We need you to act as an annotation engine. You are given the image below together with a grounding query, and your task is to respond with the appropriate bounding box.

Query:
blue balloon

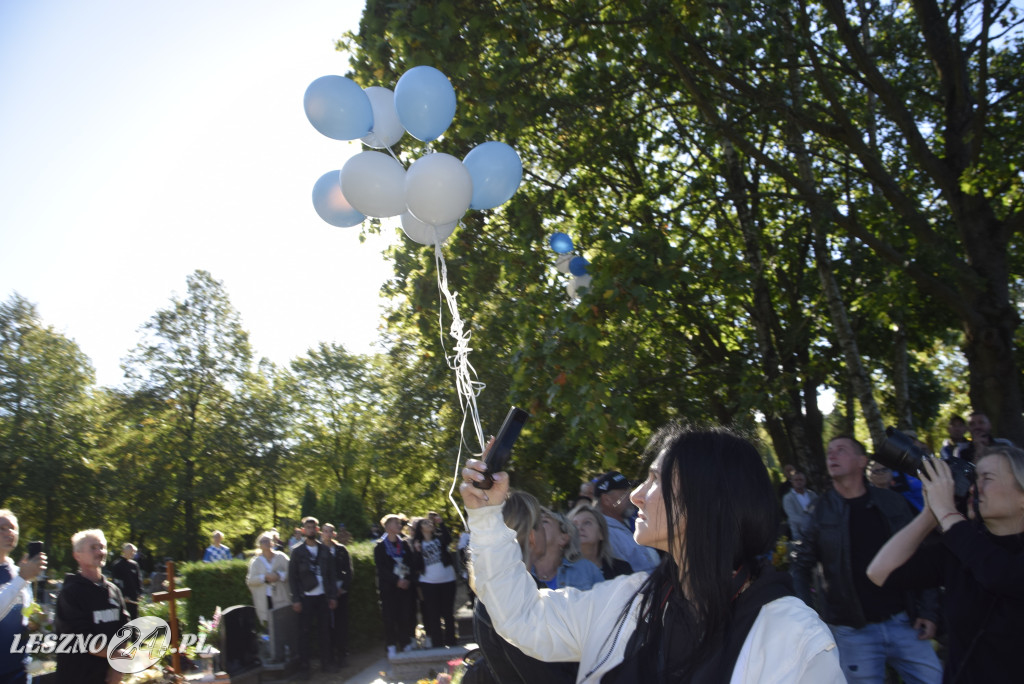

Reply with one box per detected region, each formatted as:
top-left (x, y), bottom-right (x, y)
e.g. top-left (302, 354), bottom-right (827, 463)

top-left (550, 232), bottom-right (574, 253)
top-left (304, 76), bottom-right (373, 141)
top-left (463, 141), bottom-right (523, 210)
top-left (394, 66), bottom-right (456, 142)
top-left (312, 170), bottom-right (365, 227)
top-left (569, 256), bottom-right (589, 276)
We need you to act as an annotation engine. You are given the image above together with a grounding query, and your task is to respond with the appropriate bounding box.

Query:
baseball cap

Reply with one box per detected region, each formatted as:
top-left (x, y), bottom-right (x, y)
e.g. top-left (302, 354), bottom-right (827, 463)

top-left (594, 471), bottom-right (632, 496)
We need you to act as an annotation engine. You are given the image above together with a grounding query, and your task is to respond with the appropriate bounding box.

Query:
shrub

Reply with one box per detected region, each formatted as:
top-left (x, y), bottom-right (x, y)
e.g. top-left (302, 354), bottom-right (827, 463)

top-left (347, 540), bottom-right (383, 650)
top-left (178, 559), bottom-right (250, 633)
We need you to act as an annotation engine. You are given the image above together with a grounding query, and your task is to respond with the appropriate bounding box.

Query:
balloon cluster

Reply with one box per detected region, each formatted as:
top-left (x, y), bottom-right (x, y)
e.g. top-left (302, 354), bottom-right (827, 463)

top-left (305, 66), bottom-right (523, 246)
top-left (549, 232), bottom-right (592, 297)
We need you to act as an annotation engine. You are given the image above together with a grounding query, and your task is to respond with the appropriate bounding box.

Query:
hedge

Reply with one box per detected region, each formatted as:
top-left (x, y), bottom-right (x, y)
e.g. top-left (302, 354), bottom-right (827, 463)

top-left (346, 540), bottom-right (383, 650)
top-left (178, 559), bottom-right (251, 633)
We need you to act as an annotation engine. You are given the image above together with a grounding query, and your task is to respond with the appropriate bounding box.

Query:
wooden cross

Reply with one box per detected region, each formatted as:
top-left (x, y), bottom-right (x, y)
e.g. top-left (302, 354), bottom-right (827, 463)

top-left (151, 560), bottom-right (192, 676)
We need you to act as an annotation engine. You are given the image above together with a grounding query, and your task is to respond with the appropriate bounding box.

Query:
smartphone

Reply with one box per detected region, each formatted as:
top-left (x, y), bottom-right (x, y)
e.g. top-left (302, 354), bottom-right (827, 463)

top-left (27, 540), bottom-right (43, 558)
top-left (473, 406), bottom-right (530, 490)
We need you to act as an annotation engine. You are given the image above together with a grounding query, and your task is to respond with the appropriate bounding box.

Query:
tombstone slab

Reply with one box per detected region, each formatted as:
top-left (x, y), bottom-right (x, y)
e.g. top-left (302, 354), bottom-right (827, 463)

top-left (219, 605), bottom-right (262, 679)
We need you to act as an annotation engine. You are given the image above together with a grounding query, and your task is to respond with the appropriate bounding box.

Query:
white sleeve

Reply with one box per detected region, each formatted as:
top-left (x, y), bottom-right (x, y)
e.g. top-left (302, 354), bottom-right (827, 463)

top-left (0, 573), bottom-right (29, 622)
top-left (470, 505), bottom-right (638, 662)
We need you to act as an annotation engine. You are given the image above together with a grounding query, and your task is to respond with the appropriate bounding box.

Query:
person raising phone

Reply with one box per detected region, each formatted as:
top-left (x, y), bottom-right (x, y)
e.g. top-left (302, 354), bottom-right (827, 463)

top-left (867, 447), bottom-right (1024, 683)
top-left (461, 423), bottom-right (842, 682)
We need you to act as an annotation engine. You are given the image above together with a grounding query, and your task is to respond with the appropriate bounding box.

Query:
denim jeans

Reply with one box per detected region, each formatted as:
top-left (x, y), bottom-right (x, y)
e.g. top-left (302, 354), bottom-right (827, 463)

top-left (829, 611), bottom-right (942, 683)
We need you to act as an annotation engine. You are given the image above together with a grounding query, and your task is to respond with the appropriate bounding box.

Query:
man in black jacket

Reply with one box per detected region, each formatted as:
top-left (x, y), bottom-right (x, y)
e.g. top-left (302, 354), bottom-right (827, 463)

top-left (792, 436), bottom-right (942, 683)
top-left (108, 543), bottom-right (142, 620)
top-left (55, 529), bottom-right (129, 684)
top-left (320, 523), bottom-right (352, 666)
top-left (288, 517), bottom-right (338, 679)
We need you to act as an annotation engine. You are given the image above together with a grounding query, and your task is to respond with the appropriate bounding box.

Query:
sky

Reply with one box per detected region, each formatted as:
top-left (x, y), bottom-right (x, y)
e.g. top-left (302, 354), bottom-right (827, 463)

top-left (0, 0), bottom-right (401, 387)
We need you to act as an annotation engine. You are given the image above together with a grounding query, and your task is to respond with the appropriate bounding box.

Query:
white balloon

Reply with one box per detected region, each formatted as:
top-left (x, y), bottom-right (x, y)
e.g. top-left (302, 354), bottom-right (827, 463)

top-left (400, 212), bottom-right (457, 246)
top-left (340, 151), bottom-right (407, 218)
top-left (567, 274), bottom-right (593, 298)
top-left (405, 153), bottom-right (473, 226)
top-left (361, 87), bottom-right (404, 149)
top-left (555, 253), bottom-right (574, 273)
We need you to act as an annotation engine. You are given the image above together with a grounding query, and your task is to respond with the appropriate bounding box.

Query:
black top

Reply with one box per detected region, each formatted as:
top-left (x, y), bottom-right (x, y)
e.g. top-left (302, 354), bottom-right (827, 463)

top-left (600, 557), bottom-right (634, 581)
top-left (109, 557), bottom-right (142, 601)
top-left (847, 494), bottom-right (905, 622)
top-left (55, 573), bottom-right (129, 684)
top-left (886, 521), bottom-right (1024, 683)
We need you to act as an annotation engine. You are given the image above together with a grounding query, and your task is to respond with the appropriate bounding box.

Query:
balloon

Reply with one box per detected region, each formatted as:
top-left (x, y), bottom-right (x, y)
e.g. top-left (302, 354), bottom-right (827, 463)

top-left (312, 170), bottom-right (365, 227)
top-left (303, 76), bottom-right (373, 141)
top-left (400, 212), bottom-right (458, 246)
top-left (394, 66), bottom-right (457, 142)
top-left (360, 87), bottom-right (404, 149)
top-left (340, 151), bottom-right (407, 218)
top-left (463, 141), bottom-right (522, 210)
top-left (550, 232), bottom-right (574, 253)
top-left (405, 153), bottom-right (473, 226)
top-left (555, 253), bottom-right (574, 274)
top-left (569, 256), bottom-right (589, 276)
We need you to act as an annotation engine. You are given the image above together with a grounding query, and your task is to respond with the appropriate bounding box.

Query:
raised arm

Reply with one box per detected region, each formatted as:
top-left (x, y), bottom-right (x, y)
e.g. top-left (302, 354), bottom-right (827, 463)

top-left (866, 508), bottom-right (935, 586)
top-left (461, 458), bottom-right (644, 664)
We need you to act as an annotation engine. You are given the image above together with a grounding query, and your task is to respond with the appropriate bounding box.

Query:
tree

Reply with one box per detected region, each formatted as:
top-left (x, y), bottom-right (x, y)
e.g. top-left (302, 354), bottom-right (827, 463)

top-left (0, 293), bottom-right (98, 554)
top-left (343, 0), bottom-right (1024, 480)
top-left (123, 270), bottom-right (253, 559)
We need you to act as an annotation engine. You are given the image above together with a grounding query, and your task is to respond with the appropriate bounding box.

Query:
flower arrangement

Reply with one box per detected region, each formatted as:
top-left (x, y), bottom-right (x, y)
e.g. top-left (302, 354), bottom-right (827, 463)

top-left (772, 536), bottom-right (790, 570)
top-left (197, 606), bottom-right (223, 645)
top-left (415, 657), bottom-right (466, 684)
top-left (22, 601), bottom-right (57, 675)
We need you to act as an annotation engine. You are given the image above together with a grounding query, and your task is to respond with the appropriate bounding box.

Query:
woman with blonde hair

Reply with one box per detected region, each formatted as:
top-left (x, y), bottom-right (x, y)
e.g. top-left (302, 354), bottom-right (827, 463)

top-left (868, 446), bottom-right (1024, 682)
top-left (246, 531), bottom-right (290, 624)
top-left (531, 508), bottom-right (603, 591)
top-left (569, 503), bottom-right (634, 580)
top-left (473, 491), bottom-right (576, 683)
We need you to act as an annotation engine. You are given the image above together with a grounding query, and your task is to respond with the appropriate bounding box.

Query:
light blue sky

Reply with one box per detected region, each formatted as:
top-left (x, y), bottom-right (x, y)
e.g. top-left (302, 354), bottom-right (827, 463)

top-left (0, 0), bottom-right (402, 387)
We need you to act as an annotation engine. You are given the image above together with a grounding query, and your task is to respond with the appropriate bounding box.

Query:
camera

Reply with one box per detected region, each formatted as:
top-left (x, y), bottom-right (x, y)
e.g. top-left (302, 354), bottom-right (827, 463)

top-left (875, 426), bottom-right (976, 513)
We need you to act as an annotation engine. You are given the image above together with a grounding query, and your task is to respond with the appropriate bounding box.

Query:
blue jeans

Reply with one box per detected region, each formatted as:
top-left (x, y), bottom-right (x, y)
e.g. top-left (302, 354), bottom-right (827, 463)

top-left (829, 612), bottom-right (942, 683)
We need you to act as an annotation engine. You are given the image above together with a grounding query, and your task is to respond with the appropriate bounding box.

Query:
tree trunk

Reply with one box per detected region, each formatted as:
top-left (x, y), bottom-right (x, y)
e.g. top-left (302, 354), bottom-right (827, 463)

top-left (892, 317), bottom-right (913, 430)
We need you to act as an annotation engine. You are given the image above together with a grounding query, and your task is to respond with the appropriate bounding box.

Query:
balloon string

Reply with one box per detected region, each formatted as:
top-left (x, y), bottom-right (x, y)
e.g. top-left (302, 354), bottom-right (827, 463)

top-left (430, 225), bottom-right (487, 531)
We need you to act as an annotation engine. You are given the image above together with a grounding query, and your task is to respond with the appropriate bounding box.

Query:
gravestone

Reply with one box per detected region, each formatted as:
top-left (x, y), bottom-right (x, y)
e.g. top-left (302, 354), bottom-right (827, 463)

top-left (267, 604), bottom-right (300, 664)
top-left (218, 605), bottom-right (261, 682)
top-left (148, 571), bottom-right (166, 593)
top-left (260, 604), bottom-right (302, 683)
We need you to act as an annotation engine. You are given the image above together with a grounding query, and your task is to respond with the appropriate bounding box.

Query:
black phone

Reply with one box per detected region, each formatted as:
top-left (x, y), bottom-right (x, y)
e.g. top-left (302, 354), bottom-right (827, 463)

top-left (27, 540), bottom-right (43, 558)
top-left (473, 406), bottom-right (530, 490)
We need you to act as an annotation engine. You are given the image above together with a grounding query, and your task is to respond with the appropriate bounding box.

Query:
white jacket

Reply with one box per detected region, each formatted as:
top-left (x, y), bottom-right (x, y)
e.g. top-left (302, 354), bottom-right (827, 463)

top-left (246, 551), bottom-right (291, 624)
top-left (470, 505), bottom-right (843, 683)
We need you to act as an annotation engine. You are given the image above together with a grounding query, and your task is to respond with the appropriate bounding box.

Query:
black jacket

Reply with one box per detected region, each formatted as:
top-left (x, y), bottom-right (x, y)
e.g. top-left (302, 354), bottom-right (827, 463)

top-left (325, 540), bottom-right (353, 594)
top-left (374, 536), bottom-right (417, 594)
top-left (288, 540), bottom-right (338, 603)
top-left (792, 483), bottom-right (940, 627)
top-left (109, 557), bottom-right (142, 601)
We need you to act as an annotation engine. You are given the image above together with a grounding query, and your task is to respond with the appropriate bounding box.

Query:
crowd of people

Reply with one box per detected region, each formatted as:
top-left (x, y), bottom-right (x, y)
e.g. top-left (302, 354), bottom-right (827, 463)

top-left (458, 412), bottom-right (1023, 683)
top-left (2, 409), bottom-right (1022, 683)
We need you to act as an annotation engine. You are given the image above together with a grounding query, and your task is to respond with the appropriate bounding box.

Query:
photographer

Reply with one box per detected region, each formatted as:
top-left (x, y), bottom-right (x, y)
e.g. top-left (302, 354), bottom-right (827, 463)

top-left (867, 447), bottom-right (1024, 683)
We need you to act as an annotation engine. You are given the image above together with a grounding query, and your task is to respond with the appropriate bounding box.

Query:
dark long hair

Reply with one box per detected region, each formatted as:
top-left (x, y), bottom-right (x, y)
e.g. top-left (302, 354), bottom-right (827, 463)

top-left (630, 423), bottom-right (779, 674)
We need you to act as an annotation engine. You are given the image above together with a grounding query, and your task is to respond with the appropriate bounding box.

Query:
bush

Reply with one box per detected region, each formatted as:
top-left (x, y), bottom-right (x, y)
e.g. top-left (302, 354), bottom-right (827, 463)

top-left (347, 540), bottom-right (383, 650)
top-left (178, 559), bottom-right (250, 633)
top-left (153, 547), bottom-right (384, 651)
